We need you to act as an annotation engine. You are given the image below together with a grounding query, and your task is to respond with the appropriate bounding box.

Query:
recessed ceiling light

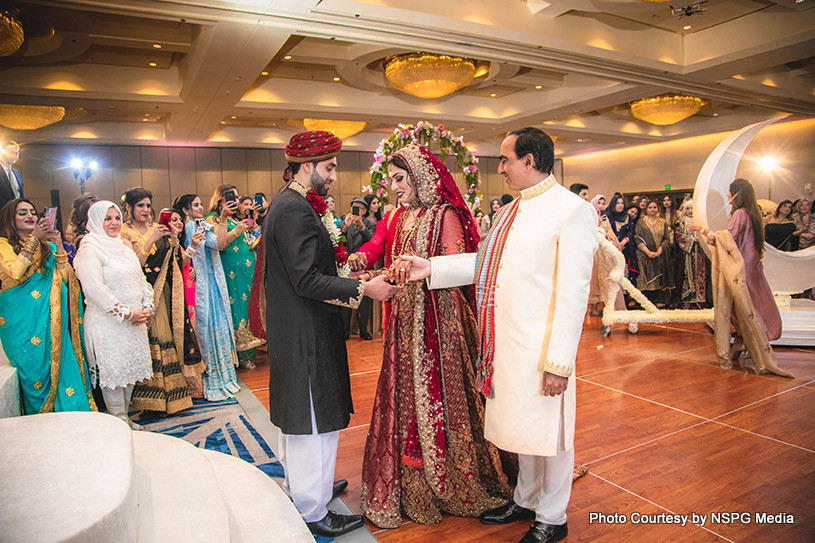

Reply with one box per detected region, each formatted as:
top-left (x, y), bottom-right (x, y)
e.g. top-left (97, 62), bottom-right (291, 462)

top-left (683, 25), bottom-right (691, 30)
top-left (284, 55), bottom-right (292, 60)
top-left (148, 62), bottom-right (157, 67)
top-left (231, 115), bottom-right (237, 119)
top-left (261, 71), bottom-right (269, 76)
top-left (220, 121), bottom-right (226, 124)
top-left (794, 0), bottom-right (803, 3)
top-left (153, 44), bottom-right (162, 49)
top-left (713, 113), bottom-right (719, 116)
top-left (577, 139), bottom-right (584, 142)
top-left (535, 85), bottom-right (542, 89)
top-left (144, 113), bottom-right (150, 116)
top-left (142, 118), bottom-right (149, 122)
top-left (490, 93), bottom-right (496, 97)
top-left (333, 77), bottom-right (340, 81)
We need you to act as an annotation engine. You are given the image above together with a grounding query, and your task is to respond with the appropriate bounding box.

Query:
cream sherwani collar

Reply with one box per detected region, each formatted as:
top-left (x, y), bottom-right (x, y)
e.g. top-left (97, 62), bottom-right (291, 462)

top-left (520, 174), bottom-right (557, 200)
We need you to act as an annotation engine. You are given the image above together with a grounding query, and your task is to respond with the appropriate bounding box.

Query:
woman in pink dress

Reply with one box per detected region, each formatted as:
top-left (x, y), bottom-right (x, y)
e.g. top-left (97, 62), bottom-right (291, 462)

top-left (690, 178), bottom-right (781, 343)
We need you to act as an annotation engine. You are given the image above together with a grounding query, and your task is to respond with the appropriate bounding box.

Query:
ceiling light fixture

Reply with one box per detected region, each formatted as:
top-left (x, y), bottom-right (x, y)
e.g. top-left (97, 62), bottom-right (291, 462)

top-left (535, 85), bottom-right (542, 89)
top-left (490, 93), bottom-right (496, 97)
top-left (473, 63), bottom-right (490, 78)
top-left (153, 44), bottom-right (162, 49)
top-left (148, 62), bottom-right (157, 67)
top-left (302, 119), bottom-right (366, 139)
top-left (333, 77), bottom-right (340, 81)
top-left (261, 71), bottom-right (269, 76)
top-left (0, 104), bottom-right (66, 130)
top-left (384, 52), bottom-right (476, 99)
top-left (630, 94), bottom-right (703, 125)
top-left (283, 55), bottom-right (292, 60)
top-left (683, 25), bottom-right (692, 30)
top-left (0, 9), bottom-right (24, 57)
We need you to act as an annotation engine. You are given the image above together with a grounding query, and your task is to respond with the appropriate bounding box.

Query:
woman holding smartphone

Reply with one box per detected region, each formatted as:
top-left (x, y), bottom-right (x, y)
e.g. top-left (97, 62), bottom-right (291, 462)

top-left (176, 193), bottom-right (240, 400)
top-left (120, 188), bottom-right (205, 414)
top-left (0, 198), bottom-right (96, 414)
top-left (206, 185), bottom-right (265, 370)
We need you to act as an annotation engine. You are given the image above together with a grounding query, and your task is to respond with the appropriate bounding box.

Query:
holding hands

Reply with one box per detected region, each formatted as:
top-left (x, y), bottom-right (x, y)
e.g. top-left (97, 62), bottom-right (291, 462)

top-left (392, 255), bottom-right (431, 282)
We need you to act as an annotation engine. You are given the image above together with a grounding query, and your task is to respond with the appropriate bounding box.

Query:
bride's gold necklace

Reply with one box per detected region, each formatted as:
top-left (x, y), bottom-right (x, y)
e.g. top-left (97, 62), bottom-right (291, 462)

top-left (393, 207), bottom-right (422, 260)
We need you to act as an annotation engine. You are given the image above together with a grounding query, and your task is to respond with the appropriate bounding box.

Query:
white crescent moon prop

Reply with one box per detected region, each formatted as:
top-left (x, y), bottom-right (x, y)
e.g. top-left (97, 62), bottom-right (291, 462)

top-left (694, 117), bottom-right (815, 294)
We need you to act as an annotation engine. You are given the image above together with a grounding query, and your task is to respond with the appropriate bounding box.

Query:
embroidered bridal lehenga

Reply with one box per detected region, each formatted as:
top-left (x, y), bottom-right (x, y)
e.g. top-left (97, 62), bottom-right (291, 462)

top-left (360, 144), bottom-right (512, 528)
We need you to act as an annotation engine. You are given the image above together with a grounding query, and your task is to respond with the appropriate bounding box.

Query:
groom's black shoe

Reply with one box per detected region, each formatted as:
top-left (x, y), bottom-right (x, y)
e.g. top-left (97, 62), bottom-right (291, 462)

top-left (479, 502), bottom-right (536, 525)
top-left (306, 511), bottom-right (364, 537)
top-left (519, 521), bottom-right (568, 543)
top-left (332, 479), bottom-right (348, 500)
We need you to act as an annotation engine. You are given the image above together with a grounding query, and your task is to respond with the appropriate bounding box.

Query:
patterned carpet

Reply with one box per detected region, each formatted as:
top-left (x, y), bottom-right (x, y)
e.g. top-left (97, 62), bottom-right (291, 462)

top-left (136, 398), bottom-right (284, 479)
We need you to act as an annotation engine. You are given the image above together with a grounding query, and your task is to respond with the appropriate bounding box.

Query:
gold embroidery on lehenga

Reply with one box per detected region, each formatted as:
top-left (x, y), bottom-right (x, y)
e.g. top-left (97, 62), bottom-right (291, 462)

top-left (362, 202), bottom-right (511, 529)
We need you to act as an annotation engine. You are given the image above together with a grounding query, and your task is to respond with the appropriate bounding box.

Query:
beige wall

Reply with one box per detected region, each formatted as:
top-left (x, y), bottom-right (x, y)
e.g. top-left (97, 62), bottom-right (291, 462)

top-left (22, 118), bottom-right (809, 227)
top-left (16, 144), bottom-right (530, 225)
top-left (562, 118), bottom-right (815, 204)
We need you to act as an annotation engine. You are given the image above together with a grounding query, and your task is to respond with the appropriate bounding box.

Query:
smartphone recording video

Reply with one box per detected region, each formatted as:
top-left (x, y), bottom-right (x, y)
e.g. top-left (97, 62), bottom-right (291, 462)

top-left (158, 210), bottom-right (172, 228)
top-left (44, 207), bottom-right (58, 230)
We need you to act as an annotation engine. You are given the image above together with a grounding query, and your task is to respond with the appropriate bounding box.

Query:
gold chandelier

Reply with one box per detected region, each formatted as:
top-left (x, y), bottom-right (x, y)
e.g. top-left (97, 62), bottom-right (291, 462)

top-left (384, 52), bottom-right (476, 99)
top-left (0, 104), bottom-right (66, 130)
top-left (630, 94), bottom-right (703, 125)
top-left (0, 9), bottom-right (23, 57)
top-left (302, 119), bottom-right (367, 140)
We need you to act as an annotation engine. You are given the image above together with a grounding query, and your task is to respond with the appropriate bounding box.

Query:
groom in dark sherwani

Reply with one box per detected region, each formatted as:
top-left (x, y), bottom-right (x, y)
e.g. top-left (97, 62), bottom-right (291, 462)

top-left (263, 130), bottom-right (398, 537)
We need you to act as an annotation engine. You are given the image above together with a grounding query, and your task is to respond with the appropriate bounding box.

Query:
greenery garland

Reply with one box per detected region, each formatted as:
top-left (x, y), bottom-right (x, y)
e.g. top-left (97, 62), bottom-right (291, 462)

top-left (365, 121), bottom-right (482, 206)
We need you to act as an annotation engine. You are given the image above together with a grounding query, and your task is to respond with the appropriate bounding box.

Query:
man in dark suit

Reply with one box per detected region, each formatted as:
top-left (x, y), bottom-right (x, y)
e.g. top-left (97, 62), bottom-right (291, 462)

top-left (0, 141), bottom-right (23, 211)
top-left (263, 131), bottom-right (398, 537)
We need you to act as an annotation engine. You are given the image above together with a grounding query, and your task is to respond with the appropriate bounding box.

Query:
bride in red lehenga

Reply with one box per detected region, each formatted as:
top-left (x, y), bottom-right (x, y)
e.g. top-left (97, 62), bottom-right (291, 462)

top-left (359, 144), bottom-right (512, 528)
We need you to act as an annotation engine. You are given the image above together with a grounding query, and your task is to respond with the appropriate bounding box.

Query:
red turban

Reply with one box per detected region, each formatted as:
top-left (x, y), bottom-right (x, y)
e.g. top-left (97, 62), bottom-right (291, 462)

top-left (285, 131), bottom-right (342, 163)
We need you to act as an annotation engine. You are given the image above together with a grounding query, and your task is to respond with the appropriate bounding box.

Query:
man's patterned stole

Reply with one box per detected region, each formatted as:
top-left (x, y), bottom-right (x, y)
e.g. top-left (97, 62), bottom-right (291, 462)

top-left (474, 198), bottom-right (521, 398)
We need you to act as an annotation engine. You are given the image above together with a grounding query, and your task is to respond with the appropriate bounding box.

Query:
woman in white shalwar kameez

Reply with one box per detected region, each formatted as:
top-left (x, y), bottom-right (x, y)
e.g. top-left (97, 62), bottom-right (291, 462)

top-left (74, 201), bottom-right (154, 428)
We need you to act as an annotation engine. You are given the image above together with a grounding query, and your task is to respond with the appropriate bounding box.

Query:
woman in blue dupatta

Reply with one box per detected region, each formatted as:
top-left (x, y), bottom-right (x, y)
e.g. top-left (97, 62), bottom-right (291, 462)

top-left (0, 199), bottom-right (95, 414)
top-left (175, 193), bottom-right (240, 401)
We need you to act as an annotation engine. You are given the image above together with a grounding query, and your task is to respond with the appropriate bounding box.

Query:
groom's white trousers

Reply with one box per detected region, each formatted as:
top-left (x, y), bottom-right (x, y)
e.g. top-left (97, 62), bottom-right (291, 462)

top-left (274, 382), bottom-right (339, 523)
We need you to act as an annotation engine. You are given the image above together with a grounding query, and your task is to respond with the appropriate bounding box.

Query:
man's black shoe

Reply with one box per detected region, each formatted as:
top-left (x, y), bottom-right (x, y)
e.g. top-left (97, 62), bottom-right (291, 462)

top-left (519, 521), bottom-right (568, 543)
top-left (306, 511), bottom-right (364, 537)
top-left (332, 479), bottom-right (348, 500)
top-left (359, 332), bottom-right (373, 341)
top-left (479, 502), bottom-right (536, 525)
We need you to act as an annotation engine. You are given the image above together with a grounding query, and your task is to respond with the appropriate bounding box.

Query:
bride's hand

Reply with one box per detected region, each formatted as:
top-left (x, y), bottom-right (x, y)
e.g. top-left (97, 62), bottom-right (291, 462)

top-left (395, 255), bottom-right (431, 282)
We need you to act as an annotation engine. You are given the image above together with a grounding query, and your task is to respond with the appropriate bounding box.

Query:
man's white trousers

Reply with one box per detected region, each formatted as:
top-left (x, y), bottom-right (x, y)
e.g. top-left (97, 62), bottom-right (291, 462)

top-left (512, 421), bottom-right (574, 525)
top-left (274, 383), bottom-right (339, 523)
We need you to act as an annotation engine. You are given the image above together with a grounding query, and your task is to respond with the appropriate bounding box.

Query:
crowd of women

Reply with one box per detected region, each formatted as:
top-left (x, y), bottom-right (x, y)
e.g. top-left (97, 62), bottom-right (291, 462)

top-left (0, 185), bottom-right (269, 427)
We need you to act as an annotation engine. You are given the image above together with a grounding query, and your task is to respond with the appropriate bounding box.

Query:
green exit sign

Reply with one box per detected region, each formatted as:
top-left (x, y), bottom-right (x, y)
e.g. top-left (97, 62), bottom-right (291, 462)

top-left (664, 185), bottom-right (672, 191)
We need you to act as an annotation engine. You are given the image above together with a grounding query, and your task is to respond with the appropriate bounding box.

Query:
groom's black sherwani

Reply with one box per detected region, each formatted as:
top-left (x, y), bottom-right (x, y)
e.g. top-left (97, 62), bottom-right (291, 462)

top-left (264, 187), bottom-right (363, 435)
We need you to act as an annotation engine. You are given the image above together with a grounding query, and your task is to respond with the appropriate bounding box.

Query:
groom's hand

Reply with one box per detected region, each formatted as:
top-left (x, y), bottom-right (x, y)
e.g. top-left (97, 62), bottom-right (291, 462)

top-left (395, 255), bottom-right (431, 281)
top-left (362, 274), bottom-right (401, 301)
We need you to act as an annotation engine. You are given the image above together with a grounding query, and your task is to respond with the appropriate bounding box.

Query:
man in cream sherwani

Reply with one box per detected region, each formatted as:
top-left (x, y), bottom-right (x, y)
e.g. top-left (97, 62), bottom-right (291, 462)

top-left (401, 127), bottom-right (598, 543)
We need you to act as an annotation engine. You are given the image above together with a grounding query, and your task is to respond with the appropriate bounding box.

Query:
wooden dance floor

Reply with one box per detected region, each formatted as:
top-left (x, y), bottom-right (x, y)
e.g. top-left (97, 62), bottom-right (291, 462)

top-left (242, 318), bottom-right (815, 542)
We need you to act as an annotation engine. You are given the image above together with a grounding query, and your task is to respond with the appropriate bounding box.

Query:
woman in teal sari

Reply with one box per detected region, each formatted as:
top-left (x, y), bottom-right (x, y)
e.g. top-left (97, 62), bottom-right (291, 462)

top-left (205, 185), bottom-right (264, 369)
top-left (0, 199), bottom-right (96, 414)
